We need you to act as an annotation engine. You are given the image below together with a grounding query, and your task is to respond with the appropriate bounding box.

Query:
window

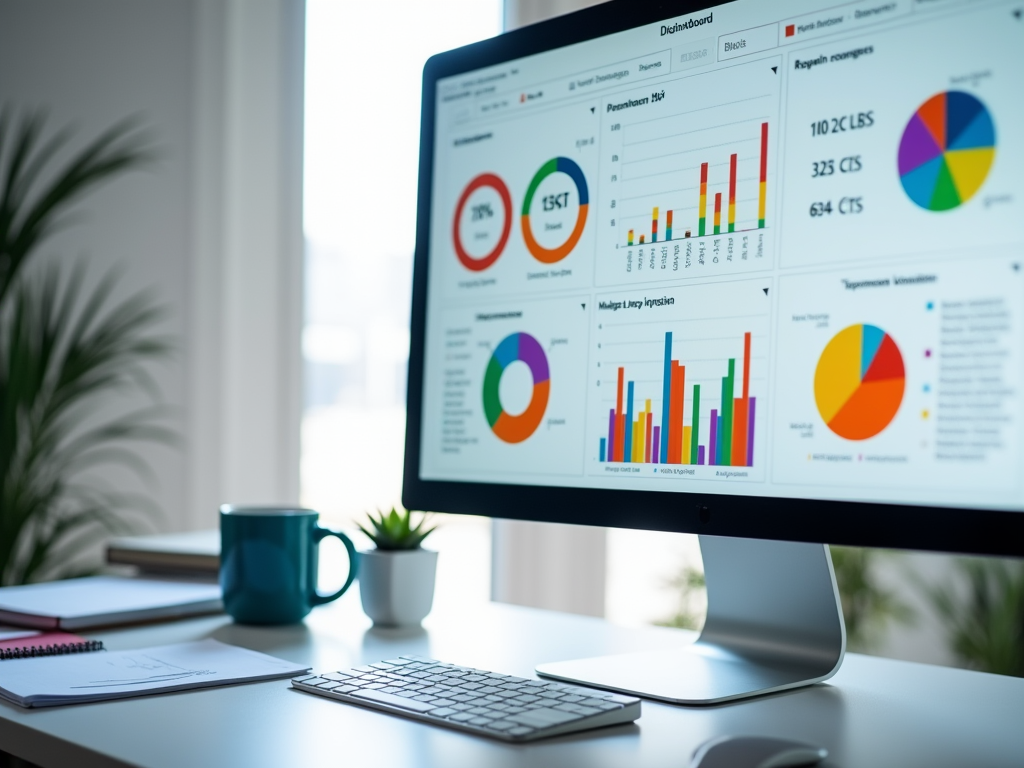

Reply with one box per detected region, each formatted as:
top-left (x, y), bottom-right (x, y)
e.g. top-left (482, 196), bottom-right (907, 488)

top-left (301, 0), bottom-right (501, 601)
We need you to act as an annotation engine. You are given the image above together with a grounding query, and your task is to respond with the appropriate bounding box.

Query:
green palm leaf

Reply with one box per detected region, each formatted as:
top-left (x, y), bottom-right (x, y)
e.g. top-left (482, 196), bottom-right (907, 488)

top-left (1, 108), bottom-right (172, 585)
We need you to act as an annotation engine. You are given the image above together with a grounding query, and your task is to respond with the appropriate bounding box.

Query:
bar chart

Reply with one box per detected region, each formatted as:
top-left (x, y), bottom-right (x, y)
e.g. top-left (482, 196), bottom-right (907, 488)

top-left (599, 330), bottom-right (756, 467)
top-left (623, 122), bottom-right (769, 247)
top-left (597, 57), bottom-right (780, 284)
top-left (590, 280), bottom-right (770, 478)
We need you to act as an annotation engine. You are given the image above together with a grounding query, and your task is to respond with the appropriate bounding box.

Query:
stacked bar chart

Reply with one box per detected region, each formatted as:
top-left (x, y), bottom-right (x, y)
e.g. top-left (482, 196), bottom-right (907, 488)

top-left (598, 330), bottom-right (756, 467)
top-left (619, 123), bottom-right (769, 248)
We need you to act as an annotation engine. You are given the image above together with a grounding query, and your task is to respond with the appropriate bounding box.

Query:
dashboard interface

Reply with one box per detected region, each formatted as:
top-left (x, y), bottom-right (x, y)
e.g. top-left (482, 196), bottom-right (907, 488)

top-left (418, 0), bottom-right (1024, 511)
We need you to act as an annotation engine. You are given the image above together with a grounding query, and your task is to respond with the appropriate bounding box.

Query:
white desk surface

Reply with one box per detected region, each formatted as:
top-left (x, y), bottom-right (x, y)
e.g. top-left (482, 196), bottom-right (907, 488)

top-left (0, 589), bottom-right (1021, 768)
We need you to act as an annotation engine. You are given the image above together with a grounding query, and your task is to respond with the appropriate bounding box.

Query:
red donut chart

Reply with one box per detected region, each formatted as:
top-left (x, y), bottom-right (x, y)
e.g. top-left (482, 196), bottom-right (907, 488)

top-left (452, 173), bottom-right (512, 272)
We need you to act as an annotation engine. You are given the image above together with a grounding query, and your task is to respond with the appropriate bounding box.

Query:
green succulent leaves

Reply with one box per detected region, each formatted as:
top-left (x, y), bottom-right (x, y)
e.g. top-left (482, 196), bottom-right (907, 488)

top-left (357, 507), bottom-right (436, 551)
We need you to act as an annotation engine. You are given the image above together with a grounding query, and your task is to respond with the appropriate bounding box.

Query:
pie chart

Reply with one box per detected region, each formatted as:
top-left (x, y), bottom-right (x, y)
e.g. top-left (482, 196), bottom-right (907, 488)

top-left (814, 324), bottom-right (905, 440)
top-left (898, 90), bottom-right (995, 211)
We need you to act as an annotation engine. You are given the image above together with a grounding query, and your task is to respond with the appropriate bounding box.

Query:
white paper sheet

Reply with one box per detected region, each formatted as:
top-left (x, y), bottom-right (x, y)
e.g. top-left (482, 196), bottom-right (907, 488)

top-left (0, 639), bottom-right (308, 707)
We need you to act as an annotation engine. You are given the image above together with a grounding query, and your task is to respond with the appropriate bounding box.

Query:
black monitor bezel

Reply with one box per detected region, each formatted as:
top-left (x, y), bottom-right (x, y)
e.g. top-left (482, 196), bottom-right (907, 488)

top-left (402, 0), bottom-right (1024, 557)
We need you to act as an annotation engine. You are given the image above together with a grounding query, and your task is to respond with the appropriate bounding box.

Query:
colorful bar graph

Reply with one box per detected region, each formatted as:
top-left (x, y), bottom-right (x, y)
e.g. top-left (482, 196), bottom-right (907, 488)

top-left (759, 122), bottom-right (768, 228)
top-left (600, 331), bottom-right (756, 468)
top-left (698, 162), bottom-right (708, 237)
top-left (624, 121), bottom-right (769, 247)
top-left (728, 153), bottom-right (737, 233)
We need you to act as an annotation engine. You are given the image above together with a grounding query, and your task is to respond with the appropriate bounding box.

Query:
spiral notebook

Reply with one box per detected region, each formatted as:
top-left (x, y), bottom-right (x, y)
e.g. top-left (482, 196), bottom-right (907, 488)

top-left (0, 630), bottom-right (104, 660)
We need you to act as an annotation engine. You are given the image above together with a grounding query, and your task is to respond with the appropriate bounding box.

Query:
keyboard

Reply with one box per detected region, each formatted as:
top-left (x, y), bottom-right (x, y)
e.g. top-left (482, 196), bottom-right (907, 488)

top-left (292, 655), bottom-right (641, 742)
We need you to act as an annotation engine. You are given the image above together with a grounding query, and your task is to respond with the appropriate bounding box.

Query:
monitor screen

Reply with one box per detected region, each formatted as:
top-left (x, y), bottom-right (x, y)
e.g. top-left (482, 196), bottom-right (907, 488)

top-left (408, 0), bottom-right (1024, 536)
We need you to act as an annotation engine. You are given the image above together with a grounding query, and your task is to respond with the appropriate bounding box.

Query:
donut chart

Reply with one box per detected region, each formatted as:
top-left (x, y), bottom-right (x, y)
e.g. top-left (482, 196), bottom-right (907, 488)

top-left (814, 324), bottom-right (905, 440)
top-left (453, 172), bottom-right (513, 271)
top-left (521, 157), bottom-right (589, 264)
top-left (482, 332), bottom-right (550, 443)
top-left (898, 91), bottom-right (995, 211)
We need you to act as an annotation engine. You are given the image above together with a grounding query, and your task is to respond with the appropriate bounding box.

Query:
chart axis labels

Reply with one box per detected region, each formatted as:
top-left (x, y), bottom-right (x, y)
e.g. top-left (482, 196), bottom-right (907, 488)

top-left (898, 91), bottom-right (995, 211)
top-left (814, 324), bottom-right (905, 440)
top-left (482, 333), bottom-right (550, 443)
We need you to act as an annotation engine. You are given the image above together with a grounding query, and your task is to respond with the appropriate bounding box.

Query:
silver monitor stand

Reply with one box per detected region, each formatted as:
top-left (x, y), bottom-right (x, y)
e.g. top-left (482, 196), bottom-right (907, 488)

top-left (536, 535), bottom-right (846, 704)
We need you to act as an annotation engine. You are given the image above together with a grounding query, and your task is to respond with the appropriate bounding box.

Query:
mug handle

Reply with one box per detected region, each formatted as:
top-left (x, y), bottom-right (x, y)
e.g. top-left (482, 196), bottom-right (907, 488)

top-left (310, 527), bottom-right (358, 606)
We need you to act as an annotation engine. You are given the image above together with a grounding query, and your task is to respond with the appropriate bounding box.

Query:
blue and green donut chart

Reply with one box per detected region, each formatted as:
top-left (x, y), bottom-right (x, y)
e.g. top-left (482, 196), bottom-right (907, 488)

top-left (520, 157), bottom-right (589, 265)
top-left (482, 332), bottom-right (550, 443)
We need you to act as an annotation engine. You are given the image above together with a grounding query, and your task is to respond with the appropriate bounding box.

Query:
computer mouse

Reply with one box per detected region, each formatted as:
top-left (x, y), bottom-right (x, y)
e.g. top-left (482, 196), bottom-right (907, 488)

top-left (690, 735), bottom-right (828, 768)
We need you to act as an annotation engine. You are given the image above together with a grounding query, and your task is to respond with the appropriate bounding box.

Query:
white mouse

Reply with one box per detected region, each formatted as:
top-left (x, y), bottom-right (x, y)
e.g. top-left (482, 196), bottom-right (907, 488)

top-left (690, 735), bottom-right (828, 768)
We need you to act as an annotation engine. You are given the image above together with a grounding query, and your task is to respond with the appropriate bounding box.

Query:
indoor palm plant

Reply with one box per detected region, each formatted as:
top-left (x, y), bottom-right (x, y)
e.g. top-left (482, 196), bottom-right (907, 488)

top-left (357, 507), bottom-right (438, 626)
top-left (0, 109), bottom-right (172, 585)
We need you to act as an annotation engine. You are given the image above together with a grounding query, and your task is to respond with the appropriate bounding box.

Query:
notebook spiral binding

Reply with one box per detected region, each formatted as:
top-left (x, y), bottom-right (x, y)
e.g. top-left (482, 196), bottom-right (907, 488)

top-left (0, 640), bottom-right (104, 660)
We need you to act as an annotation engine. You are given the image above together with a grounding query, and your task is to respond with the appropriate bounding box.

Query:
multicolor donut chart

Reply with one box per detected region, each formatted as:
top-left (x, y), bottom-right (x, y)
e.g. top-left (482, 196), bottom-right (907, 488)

top-left (452, 172), bottom-right (513, 271)
top-left (521, 157), bottom-right (589, 264)
top-left (482, 332), bottom-right (550, 444)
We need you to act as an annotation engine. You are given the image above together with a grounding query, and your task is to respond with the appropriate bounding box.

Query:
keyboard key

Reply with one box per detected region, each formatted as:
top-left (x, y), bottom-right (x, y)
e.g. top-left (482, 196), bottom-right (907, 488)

top-left (467, 707), bottom-right (493, 716)
top-left (508, 727), bottom-right (535, 736)
top-left (318, 681), bottom-right (347, 690)
top-left (322, 672), bottom-right (355, 682)
top-left (560, 695), bottom-right (585, 703)
top-left (460, 682), bottom-right (484, 691)
top-left (428, 707), bottom-right (457, 718)
top-left (413, 695), bottom-right (438, 702)
top-left (463, 675), bottom-right (487, 682)
top-left (335, 685), bottom-right (358, 694)
top-left (292, 674), bottom-right (317, 683)
top-left (477, 686), bottom-right (502, 695)
top-left (352, 689), bottom-right (436, 712)
top-left (431, 699), bottom-right (457, 708)
top-left (507, 708), bottom-right (584, 728)
top-left (370, 662), bottom-right (396, 670)
top-left (299, 677), bottom-right (330, 686)
top-left (449, 713), bottom-right (476, 723)
top-left (450, 694), bottom-right (476, 703)
top-left (450, 704), bottom-right (473, 711)
top-left (486, 720), bottom-right (517, 732)
top-left (384, 658), bottom-right (413, 666)
top-left (513, 695), bottom-right (541, 705)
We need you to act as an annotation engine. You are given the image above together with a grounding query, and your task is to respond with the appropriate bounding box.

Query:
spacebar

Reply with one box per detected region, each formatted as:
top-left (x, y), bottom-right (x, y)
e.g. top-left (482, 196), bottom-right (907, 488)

top-left (350, 689), bottom-right (437, 712)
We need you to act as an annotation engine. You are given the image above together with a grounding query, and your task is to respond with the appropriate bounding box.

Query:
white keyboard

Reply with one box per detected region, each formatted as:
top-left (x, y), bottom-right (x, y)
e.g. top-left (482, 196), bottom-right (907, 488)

top-left (292, 655), bottom-right (641, 742)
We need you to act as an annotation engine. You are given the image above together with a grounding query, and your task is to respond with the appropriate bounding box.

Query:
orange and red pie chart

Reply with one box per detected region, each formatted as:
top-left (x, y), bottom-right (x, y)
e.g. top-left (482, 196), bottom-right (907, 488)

top-left (814, 324), bottom-right (905, 440)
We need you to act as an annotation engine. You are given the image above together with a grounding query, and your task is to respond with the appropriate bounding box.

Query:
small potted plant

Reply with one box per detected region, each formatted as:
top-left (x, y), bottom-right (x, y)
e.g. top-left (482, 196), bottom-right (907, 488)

top-left (356, 508), bottom-right (438, 627)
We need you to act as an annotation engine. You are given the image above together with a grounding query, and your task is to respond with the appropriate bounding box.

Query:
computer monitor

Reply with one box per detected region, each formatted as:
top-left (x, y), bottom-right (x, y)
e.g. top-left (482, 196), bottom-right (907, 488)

top-left (403, 0), bottom-right (1024, 703)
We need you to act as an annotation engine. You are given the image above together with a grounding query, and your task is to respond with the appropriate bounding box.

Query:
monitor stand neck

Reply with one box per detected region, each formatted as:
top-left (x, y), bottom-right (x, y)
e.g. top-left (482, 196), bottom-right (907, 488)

top-left (535, 535), bottom-right (846, 704)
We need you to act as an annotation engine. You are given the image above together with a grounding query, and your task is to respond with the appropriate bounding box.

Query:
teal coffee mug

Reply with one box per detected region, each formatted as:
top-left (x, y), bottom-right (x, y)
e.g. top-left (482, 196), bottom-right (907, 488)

top-left (220, 505), bottom-right (357, 624)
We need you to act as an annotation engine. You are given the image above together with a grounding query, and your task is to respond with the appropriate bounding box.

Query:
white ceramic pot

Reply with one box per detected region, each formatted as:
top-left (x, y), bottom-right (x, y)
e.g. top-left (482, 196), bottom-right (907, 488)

top-left (358, 548), bottom-right (438, 627)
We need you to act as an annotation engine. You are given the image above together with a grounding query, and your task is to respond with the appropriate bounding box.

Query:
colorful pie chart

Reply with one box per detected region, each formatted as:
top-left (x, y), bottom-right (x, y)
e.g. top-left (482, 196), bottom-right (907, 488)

top-left (814, 324), bottom-right (905, 441)
top-left (482, 332), bottom-right (550, 444)
top-left (898, 91), bottom-right (995, 211)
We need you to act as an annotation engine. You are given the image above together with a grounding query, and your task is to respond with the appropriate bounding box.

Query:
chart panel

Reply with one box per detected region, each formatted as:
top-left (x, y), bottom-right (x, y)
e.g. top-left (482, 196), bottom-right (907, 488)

top-left (772, 256), bottom-right (1024, 501)
top-left (595, 57), bottom-right (780, 285)
top-left (586, 279), bottom-right (771, 483)
top-left (779, 5), bottom-right (1024, 268)
top-left (419, 296), bottom-right (590, 479)
top-left (430, 102), bottom-right (599, 299)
